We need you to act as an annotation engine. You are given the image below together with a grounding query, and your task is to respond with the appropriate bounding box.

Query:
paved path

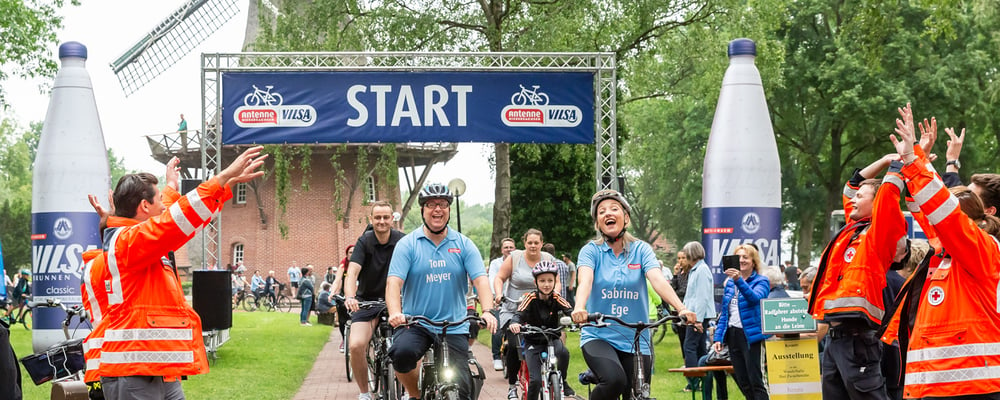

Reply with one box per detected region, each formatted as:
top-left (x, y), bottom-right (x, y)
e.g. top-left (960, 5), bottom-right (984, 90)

top-left (292, 327), bottom-right (515, 400)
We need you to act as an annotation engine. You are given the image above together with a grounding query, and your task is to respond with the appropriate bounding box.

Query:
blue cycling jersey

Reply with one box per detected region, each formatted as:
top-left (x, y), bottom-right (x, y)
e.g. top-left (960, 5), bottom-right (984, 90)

top-left (578, 239), bottom-right (659, 355)
top-left (388, 227), bottom-right (485, 334)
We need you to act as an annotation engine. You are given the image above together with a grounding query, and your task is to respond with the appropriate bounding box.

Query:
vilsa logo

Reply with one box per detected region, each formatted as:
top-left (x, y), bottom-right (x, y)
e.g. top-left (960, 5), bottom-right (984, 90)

top-left (234, 84), bottom-right (317, 128)
top-left (501, 84), bottom-right (582, 128)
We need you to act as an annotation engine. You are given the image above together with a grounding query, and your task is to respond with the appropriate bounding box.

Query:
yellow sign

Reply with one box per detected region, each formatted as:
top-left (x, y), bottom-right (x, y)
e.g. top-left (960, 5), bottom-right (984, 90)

top-left (767, 337), bottom-right (822, 400)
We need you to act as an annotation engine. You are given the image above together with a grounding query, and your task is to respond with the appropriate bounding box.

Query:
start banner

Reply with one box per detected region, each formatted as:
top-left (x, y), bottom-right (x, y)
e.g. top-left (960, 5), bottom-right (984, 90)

top-left (221, 71), bottom-right (595, 144)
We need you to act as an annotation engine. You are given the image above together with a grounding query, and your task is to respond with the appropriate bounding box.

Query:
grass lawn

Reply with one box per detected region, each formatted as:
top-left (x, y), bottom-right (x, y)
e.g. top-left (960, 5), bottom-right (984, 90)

top-left (476, 325), bottom-right (742, 400)
top-left (9, 310), bottom-right (332, 400)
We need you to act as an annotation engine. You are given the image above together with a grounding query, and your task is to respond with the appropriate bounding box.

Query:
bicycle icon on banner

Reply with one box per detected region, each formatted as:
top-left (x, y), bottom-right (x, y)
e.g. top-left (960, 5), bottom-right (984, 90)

top-left (243, 85), bottom-right (285, 106)
top-left (510, 84), bottom-right (550, 106)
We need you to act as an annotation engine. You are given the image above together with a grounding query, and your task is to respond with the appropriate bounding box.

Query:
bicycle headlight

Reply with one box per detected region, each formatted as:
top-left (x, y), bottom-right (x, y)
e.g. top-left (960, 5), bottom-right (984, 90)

top-left (443, 367), bottom-right (455, 381)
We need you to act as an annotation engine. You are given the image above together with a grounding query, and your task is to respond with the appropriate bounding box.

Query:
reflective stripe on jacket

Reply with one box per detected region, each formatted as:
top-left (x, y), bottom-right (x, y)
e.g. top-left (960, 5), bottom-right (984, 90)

top-left (810, 170), bottom-right (907, 325)
top-left (98, 179), bottom-right (230, 378)
top-left (900, 160), bottom-right (1000, 398)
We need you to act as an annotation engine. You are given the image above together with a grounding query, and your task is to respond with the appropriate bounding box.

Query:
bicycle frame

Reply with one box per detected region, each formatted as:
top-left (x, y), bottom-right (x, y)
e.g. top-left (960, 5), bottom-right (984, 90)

top-left (356, 300), bottom-right (401, 400)
top-left (518, 324), bottom-right (567, 400)
top-left (403, 314), bottom-right (483, 400)
top-left (584, 313), bottom-right (677, 400)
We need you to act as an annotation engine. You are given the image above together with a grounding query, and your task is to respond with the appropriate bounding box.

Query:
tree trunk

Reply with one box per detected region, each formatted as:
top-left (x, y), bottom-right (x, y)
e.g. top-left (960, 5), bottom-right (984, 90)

top-left (797, 215), bottom-right (814, 270)
top-left (490, 143), bottom-right (511, 259)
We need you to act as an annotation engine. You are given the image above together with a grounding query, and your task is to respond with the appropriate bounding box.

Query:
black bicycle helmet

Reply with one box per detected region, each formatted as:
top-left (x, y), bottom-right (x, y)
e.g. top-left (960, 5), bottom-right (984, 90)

top-left (590, 189), bottom-right (631, 221)
top-left (531, 260), bottom-right (559, 279)
top-left (418, 183), bottom-right (453, 207)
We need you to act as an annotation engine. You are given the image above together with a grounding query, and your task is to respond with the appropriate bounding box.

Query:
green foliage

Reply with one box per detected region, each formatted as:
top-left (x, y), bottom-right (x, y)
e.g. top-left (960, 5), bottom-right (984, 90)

top-left (0, 0), bottom-right (76, 107)
top-left (0, 118), bottom-right (38, 270)
top-left (510, 144), bottom-right (594, 253)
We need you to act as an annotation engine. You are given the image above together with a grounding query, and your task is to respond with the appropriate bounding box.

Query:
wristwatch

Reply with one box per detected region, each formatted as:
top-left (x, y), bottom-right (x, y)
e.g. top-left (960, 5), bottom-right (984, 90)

top-left (946, 159), bottom-right (961, 169)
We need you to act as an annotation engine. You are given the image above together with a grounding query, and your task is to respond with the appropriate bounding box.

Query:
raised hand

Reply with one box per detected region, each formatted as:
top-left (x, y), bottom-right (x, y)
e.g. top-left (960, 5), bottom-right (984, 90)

top-left (892, 103), bottom-right (917, 163)
top-left (918, 117), bottom-right (937, 155)
top-left (945, 127), bottom-right (965, 163)
top-left (217, 146), bottom-right (267, 187)
top-left (165, 157), bottom-right (181, 191)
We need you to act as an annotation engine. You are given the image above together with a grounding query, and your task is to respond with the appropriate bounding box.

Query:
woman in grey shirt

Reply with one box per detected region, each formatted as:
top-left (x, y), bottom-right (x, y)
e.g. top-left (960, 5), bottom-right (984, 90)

top-left (492, 228), bottom-right (558, 399)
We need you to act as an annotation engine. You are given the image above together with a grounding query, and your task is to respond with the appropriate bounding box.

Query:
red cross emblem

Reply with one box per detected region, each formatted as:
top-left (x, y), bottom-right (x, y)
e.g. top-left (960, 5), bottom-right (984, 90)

top-left (928, 286), bottom-right (945, 306)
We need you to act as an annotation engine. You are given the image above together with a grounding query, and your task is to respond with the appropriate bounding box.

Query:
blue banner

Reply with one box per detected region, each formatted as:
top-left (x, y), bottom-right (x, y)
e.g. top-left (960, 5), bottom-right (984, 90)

top-left (221, 71), bottom-right (595, 144)
top-left (702, 207), bottom-right (782, 307)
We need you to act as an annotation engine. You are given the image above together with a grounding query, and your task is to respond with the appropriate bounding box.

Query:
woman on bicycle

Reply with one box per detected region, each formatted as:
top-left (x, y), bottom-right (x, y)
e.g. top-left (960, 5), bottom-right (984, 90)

top-left (494, 228), bottom-right (558, 399)
top-left (508, 260), bottom-right (573, 400)
top-left (571, 189), bottom-right (697, 399)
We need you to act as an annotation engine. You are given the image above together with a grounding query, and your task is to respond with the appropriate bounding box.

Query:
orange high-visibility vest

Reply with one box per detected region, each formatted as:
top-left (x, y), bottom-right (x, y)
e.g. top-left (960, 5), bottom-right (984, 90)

top-left (810, 170), bottom-right (907, 325)
top-left (899, 160), bottom-right (1000, 398)
top-left (98, 179), bottom-right (230, 378)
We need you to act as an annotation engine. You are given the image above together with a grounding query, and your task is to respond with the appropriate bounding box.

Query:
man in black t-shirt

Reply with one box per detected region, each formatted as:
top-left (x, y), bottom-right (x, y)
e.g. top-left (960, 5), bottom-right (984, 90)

top-left (344, 200), bottom-right (405, 400)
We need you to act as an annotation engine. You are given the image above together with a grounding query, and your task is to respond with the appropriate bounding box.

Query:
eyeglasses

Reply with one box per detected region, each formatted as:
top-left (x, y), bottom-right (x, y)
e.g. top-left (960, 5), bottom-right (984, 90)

top-left (424, 201), bottom-right (450, 210)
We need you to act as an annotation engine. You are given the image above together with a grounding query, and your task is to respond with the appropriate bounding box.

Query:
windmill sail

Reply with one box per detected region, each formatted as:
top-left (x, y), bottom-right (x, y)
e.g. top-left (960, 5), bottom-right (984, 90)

top-left (110, 0), bottom-right (241, 96)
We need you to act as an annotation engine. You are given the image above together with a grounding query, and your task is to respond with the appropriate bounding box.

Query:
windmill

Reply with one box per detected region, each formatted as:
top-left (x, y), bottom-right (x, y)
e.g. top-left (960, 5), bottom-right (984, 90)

top-left (109, 0), bottom-right (243, 96)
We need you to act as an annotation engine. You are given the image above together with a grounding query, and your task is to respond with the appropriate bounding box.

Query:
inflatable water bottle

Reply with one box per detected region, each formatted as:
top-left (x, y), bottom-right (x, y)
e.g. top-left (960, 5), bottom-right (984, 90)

top-left (701, 38), bottom-right (782, 292)
top-left (31, 41), bottom-right (110, 352)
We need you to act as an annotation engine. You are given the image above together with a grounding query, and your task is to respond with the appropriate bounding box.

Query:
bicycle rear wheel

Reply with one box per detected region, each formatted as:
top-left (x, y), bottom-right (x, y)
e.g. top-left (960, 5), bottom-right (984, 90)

top-left (242, 295), bottom-right (257, 312)
top-left (653, 325), bottom-right (667, 345)
top-left (547, 372), bottom-right (562, 400)
top-left (277, 296), bottom-right (292, 312)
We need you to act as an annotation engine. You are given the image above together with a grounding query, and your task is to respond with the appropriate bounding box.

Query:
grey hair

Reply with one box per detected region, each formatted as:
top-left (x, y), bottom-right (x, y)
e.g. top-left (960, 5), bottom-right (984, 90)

top-left (799, 266), bottom-right (818, 285)
top-left (762, 266), bottom-right (786, 286)
top-left (681, 241), bottom-right (706, 262)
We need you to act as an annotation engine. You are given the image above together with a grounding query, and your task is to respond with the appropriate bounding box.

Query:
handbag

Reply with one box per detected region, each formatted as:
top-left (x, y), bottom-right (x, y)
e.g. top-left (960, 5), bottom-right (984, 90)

top-left (705, 344), bottom-right (732, 366)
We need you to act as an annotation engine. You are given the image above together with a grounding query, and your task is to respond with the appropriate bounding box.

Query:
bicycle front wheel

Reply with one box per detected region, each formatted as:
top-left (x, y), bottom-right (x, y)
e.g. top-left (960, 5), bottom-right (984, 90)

top-left (653, 325), bottom-right (667, 345)
top-left (22, 309), bottom-right (32, 330)
top-left (546, 372), bottom-right (562, 400)
top-left (345, 322), bottom-right (353, 382)
top-left (277, 296), bottom-right (292, 313)
top-left (382, 358), bottom-right (402, 400)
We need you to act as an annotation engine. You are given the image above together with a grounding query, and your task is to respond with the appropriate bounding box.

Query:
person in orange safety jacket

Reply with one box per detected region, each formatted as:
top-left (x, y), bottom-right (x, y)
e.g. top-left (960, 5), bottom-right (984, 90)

top-left (81, 158), bottom-right (183, 389)
top-left (91, 147), bottom-right (265, 400)
top-left (889, 106), bottom-right (1000, 399)
top-left (809, 152), bottom-right (908, 400)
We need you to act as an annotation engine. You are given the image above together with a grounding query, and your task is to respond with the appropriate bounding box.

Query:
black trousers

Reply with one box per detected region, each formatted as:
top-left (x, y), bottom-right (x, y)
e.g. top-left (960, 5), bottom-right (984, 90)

top-left (724, 327), bottom-right (768, 400)
top-left (581, 340), bottom-right (651, 400)
top-left (523, 339), bottom-right (569, 400)
top-left (389, 325), bottom-right (473, 400)
top-left (1, 320), bottom-right (22, 400)
top-left (822, 326), bottom-right (889, 400)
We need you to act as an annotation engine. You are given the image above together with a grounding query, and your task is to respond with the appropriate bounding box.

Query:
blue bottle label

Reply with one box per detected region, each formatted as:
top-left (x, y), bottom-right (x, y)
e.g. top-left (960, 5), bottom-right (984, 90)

top-left (30, 211), bottom-right (100, 331)
top-left (702, 207), bottom-right (781, 305)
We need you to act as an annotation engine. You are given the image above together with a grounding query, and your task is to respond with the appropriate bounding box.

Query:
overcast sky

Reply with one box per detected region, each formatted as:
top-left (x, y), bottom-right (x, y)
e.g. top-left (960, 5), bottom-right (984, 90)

top-left (4, 0), bottom-right (496, 205)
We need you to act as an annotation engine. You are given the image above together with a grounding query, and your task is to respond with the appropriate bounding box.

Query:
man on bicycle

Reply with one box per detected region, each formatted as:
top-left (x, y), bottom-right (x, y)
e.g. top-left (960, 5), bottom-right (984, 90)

top-left (344, 200), bottom-right (405, 400)
top-left (3, 270), bottom-right (30, 320)
top-left (386, 183), bottom-right (497, 400)
top-left (264, 270), bottom-right (281, 304)
top-left (507, 260), bottom-right (573, 400)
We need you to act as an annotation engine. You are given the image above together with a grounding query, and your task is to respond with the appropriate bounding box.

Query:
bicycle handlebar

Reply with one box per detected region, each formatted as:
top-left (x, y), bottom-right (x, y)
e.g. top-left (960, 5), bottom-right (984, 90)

top-left (585, 313), bottom-right (679, 330)
top-left (518, 324), bottom-right (567, 337)
top-left (403, 314), bottom-right (484, 329)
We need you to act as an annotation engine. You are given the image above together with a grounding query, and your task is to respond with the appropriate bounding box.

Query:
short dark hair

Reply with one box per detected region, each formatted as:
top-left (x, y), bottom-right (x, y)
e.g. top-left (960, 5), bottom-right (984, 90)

top-left (541, 243), bottom-right (555, 253)
top-left (113, 173), bottom-right (159, 219)
top-left (971, 174), bottom-right (1000, 211)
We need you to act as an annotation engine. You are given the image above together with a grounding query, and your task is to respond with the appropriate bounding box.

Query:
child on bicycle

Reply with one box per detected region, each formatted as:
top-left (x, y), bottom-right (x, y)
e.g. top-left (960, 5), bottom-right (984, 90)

top-left (508, 260), bottom-right (574, 400)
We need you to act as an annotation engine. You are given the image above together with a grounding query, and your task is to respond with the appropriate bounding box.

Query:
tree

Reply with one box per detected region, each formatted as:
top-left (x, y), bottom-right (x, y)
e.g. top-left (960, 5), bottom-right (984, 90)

top-left (0, 118), bottom-right (40, 271)
top-left (0, 0), bottom-right (76, 107)
top-left (509, 144), bottom-right (593, 253)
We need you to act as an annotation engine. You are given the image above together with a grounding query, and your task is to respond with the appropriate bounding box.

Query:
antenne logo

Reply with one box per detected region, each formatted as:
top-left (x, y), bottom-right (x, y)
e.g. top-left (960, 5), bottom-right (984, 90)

top-left (53, 217), bottom-right (73, 240)
top-left (234, 84), bottom-right (317, 128)
top-left (501, 84), bottom-right (583, 128)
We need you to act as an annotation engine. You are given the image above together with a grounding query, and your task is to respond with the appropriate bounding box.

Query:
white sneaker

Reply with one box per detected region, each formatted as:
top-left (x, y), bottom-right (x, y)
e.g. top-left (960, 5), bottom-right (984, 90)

top-left (339, 342), bottom-right (346, 353)
top-left (508, 386), bottom-right (519, 400)
top-left (358, 393), bottom-right (372, 400)
top-left (493, 359), bottom-right (504, 371)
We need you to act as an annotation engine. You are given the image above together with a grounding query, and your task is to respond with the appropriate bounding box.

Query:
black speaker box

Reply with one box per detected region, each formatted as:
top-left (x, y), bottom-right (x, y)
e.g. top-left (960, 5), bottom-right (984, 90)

top-left (181, 179), bottom-right (200, 195)
top-left (192, 270), bottom-right (232, 331)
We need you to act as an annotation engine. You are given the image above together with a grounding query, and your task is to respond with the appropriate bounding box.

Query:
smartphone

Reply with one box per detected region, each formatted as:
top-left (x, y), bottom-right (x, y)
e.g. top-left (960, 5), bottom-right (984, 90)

top-left (722, 255), bottom-right (740, 271)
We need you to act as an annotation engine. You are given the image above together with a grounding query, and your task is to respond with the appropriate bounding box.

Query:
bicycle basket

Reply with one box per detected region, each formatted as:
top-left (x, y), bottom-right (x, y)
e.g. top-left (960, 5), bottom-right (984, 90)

top-left (19, 338), bottom-right (86, 385)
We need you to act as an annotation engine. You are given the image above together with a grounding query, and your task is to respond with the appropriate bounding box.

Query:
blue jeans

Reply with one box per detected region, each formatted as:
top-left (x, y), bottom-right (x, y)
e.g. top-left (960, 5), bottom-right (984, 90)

top-left (300, 296), bottom-right (313, 323)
